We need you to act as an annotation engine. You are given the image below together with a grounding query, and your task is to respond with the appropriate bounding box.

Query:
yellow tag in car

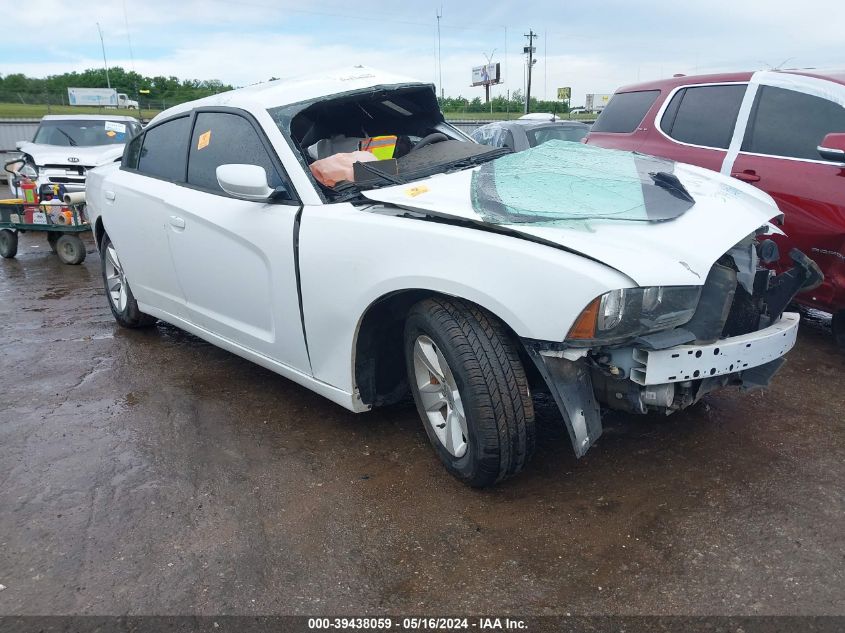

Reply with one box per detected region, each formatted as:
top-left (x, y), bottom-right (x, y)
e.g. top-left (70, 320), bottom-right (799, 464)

top-left (197, 130), bottom-right (211, 150)
top-left (406, 185), bottom-right (429, 197)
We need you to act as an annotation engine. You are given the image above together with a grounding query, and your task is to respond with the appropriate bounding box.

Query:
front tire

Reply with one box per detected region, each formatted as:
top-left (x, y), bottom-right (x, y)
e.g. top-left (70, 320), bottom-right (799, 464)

top-left (100, 234), bottom-right (156, 328)
top-left (404, 297), bottom-right (535, 487)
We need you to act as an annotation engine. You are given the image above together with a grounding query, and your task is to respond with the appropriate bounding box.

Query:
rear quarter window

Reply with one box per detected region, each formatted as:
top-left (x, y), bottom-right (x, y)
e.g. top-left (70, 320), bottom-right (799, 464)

top-left (591, 90), bottom-right (660, 133)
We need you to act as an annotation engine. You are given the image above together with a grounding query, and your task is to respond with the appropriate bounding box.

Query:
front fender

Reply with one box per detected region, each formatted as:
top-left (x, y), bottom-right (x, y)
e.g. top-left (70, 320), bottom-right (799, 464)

top-left (298, 203), bottom-right (633, 393)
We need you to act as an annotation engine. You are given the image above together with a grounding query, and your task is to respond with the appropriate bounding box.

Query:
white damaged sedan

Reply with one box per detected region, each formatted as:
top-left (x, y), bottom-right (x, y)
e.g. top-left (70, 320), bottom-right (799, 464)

top-left (85, 67), bottom-right (821, 487)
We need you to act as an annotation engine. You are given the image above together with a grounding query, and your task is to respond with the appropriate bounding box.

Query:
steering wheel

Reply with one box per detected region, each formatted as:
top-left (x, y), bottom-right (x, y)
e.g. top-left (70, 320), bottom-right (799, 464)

top-left (411, 132), bottom-right (449, 152)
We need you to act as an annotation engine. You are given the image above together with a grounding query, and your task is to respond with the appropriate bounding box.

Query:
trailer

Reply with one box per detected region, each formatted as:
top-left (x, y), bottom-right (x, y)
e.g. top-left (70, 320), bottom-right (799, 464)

top-left (0, 198), bottom-right (89, 264)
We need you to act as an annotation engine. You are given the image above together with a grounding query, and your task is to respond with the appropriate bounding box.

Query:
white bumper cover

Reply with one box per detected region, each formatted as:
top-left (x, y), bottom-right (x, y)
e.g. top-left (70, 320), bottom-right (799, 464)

top-left (630, 312), bottom-right (800, 386)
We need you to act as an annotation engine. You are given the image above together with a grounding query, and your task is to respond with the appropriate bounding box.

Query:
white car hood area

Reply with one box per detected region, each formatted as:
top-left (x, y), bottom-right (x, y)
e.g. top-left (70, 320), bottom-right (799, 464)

top-left (18, 142), bottom-right (124, 168)
top-left (362, 142), bottom-right (782, 287)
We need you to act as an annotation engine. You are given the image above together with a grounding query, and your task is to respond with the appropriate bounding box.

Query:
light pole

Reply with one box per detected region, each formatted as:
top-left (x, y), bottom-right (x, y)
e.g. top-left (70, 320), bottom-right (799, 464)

top-left (96, 22), bottom-right (111, 90)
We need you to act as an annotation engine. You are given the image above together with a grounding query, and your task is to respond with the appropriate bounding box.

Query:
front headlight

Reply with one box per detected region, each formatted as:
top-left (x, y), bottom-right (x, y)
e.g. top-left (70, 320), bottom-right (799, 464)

top-left (567, 286), bottom-right (701, 346)
top-left (19, 161), bottom-right (38, 179)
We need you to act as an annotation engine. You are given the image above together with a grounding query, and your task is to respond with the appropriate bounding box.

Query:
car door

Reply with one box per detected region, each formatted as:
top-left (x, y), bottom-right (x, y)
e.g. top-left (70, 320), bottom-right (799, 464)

top-left (164, 108), bottom-right (311, 374)
top-left (100, 115), bottom-right (192, 320)
top-left (639, 83), bottom-right (747, 171)
top-left (728, 84), bottom-right (845, 311)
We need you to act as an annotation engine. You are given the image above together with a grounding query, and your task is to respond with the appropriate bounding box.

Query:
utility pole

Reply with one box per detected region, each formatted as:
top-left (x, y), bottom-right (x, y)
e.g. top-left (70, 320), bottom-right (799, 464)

top-left (523, 30), bottom-right (537, 114)
top-left (436, 7), bottom-right (443, 100)
top-left (96, 22), bottom-right (111, 90)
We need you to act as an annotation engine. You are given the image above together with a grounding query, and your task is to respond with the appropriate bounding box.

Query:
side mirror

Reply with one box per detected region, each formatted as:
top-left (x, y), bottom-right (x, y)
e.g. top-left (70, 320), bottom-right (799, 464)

top-left (817, 132), bottom-right (845, 164)
top-left (216, 164), bottom-right (274, 201)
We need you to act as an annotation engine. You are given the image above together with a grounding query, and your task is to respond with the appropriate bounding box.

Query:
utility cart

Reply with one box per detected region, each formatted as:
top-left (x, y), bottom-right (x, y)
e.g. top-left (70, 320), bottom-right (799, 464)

top-left (0, 199), bottom-right (89, 264)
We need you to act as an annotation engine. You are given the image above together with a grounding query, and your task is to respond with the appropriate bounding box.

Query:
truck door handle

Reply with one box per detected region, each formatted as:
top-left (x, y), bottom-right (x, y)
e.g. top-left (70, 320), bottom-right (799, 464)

top-left (104, 190), bottom-right (116, 201)
top-left (169, 216), bottom-right (186, 230)
top-left (731, 170), bottom-right (761, 183)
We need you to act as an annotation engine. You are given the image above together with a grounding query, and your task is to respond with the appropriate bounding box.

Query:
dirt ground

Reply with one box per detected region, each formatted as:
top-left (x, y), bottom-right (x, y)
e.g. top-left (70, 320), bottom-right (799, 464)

top-left (1, 231), bottom-right (843, 616)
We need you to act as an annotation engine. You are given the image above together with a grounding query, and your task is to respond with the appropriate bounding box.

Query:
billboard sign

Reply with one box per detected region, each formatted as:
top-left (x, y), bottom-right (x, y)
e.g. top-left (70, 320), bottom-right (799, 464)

top-left (67, 87), bottom-right (118, 107)
top-left (557, 87), bottom-right (571, 100)
top-left (585, 93), bottom-right (612, 112)
top-left (471, 63), bottom-right (501, 87)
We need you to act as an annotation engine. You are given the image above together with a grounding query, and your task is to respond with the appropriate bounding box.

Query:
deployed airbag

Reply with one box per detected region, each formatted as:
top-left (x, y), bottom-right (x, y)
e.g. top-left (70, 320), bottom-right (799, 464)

top-left (310, 150), bottom-right (378, 187)
top-left (470, 141), bottom-right (695, 224)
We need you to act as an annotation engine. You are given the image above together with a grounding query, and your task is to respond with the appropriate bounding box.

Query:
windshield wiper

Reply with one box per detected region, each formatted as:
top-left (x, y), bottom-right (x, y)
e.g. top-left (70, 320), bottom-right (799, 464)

top-left (448, 147), bottom-right (511, 170)
top-left (55, 129), bottom-right (78, 146)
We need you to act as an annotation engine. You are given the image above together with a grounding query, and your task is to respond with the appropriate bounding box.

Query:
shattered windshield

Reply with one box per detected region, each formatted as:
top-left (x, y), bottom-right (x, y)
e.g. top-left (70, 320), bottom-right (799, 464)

top-left (470, 141), bottom-right (695, 224)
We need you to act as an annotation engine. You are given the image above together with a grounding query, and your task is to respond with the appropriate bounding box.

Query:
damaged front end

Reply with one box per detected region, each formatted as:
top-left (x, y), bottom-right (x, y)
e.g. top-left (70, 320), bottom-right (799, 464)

top-left (525, 231), bottom-right (823, 458)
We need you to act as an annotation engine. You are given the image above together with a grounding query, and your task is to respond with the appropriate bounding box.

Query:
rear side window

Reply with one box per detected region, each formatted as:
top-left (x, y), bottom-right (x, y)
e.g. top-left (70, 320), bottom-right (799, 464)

top-left (591, 90), bottom-right (660, 133)
top-left (137, 116), bottom-right (191, 180)
top-left (527, 125), bottom-right (589, 146)
top-left (187, 112), bottom-right (287, 196)
top-left (660, 84), bottom-right (746, 149)
top-left (742, 86), bottom-right (845, 160)
top-left (472, 125), bottom-right (513, 149)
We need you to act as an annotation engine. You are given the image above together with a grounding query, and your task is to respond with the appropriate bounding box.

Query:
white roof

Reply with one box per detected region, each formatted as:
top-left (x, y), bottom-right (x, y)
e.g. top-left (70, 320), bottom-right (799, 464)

top-left (41, 114), bottom-right (140, 122)
top-left (149, 66), bottom-right (426, 125)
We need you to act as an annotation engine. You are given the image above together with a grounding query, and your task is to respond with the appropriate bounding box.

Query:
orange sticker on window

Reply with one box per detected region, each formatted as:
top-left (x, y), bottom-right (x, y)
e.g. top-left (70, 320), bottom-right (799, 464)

top-left (197, 130), bottom-right (211, 150)
top-left (106, 130), bottom-right (116, 138)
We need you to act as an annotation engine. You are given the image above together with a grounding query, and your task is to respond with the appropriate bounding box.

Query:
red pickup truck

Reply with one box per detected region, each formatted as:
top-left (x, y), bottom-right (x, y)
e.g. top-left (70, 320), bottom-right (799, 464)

top-left (585, 69), bottom-right (845, 347)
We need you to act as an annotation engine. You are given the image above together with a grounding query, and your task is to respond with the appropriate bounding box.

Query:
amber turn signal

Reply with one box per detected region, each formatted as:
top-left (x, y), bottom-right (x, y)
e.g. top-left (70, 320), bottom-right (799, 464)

top-left (567, 297), bottom-right (600, 339)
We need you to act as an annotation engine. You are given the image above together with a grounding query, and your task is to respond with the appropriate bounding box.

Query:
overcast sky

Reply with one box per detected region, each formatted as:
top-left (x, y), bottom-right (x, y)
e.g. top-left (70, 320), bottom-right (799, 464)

top-left (2, 0), bottom-right (843, 106)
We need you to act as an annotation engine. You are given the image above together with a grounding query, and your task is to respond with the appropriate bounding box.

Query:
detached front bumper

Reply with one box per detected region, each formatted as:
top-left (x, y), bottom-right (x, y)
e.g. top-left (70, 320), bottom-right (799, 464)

top-left (526, 315), bottom-right (800, 458)
top-left (630, 312), bottom-right (799, 386)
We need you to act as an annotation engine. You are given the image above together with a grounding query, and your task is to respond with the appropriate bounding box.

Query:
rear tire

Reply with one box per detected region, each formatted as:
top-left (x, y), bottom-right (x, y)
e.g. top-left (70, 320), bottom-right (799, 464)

top-left (404, 297), bottom-right (535, 487)
top-left (833, 310), bottom-right (845, 350)
top-left (55, 234), bottom-right (86, 265)
top-left (100, 234), bottom-right (156, 328)
top-left (0, 229), bottom-right (17, 258)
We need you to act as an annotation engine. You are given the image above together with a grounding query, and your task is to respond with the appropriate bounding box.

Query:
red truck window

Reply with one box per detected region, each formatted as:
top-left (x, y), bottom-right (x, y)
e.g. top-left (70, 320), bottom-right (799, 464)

top-left (591, 90), bottom-right (660, 134)
top-left (742, 86), bottom-right (845, 160)
top-left (660, 84), bottom-right (746, 149)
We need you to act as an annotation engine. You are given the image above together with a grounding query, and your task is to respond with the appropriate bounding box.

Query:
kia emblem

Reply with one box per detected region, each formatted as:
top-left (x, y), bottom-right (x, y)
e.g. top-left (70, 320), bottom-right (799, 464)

top-left (68, 157), bottom-right (79, 163)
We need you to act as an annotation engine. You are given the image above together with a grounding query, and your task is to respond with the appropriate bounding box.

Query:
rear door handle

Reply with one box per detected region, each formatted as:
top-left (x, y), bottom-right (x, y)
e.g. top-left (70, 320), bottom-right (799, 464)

top-left (169, 215), bottom-right (186, 230)
top-left (731, 170), bottom-right (761, 183)
top-left (104, 190), bottom-right (116, 201)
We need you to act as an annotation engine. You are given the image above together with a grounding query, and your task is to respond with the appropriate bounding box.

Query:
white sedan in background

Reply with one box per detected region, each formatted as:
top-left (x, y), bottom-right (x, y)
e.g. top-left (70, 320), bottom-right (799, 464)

top-left (85, 67), bottom-right (819, 487)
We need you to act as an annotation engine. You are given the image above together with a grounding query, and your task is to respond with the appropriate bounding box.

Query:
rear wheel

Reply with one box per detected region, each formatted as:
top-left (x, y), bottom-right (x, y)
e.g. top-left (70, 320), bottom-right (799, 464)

top-left (0, 229), bottom-right (17, 258)
top-left (100, 234), bottom-right (156, 328)
top-left (55, 234), bottom-right (86, 265)
top-left (833, 310), bottom-right (845, 350)
top-left (404, 297), bottom-right (535, 487)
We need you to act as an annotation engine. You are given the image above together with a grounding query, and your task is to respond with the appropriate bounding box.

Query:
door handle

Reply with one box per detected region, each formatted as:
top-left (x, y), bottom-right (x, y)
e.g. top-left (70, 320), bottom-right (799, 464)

top-left (731, 170), bottom-right (761, 183)
top-left (169, 215), bottom-right (186, 230)
top-left (104, 190), bottom-right (116, 201)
